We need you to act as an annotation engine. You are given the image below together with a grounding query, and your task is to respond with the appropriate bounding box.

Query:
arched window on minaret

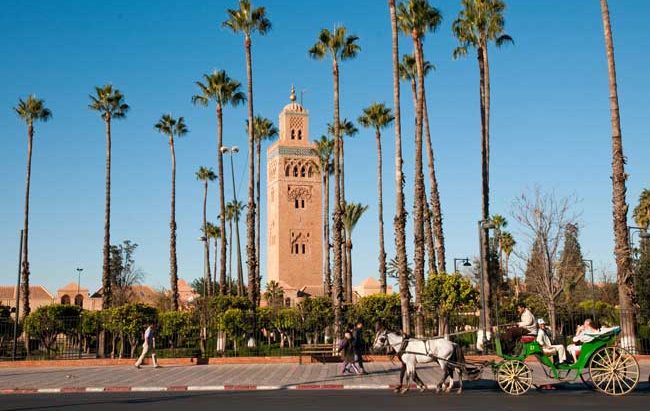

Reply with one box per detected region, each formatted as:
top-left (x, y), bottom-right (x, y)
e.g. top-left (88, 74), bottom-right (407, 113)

top-left (298, 129), bottom-right (302, 140)
top-left (308, 166), bottom-right (313, 178)
top-left (300, 166), bottom-right (306, 177)
top-left (295, 199), bottom-right (299, 209)
top-left (291, 129), bottom-right (295, 140)
top-left (285, 165), bottom-right (290, 177)
top-left (301, 199), bottom-right (305, 208)
top-left (302, 244), bottom-right (306, 254)
top-left (293, 166), bottom-right (298, 177)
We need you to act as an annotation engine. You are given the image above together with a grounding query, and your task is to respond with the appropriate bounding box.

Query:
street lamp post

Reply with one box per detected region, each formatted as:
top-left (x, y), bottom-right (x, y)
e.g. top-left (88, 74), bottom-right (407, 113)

top-left (453, 258), bottom-right (471, 273)
top-left (583, 259), bottom-right (595, 320)
top-left (221, 146), bottom-right (243, 296)
top-left (76, 267), bottom-right (83, 305)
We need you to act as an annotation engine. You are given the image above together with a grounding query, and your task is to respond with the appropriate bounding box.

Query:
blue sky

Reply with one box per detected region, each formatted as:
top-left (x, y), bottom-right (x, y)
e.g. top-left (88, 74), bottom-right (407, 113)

top-left (1, 1), bottom-right (648, 294)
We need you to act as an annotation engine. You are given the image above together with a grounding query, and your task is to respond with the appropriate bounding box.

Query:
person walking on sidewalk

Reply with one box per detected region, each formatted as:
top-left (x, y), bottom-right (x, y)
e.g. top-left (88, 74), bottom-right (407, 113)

top-left (338, 331), bottom-right (360, 375)
top-left (352, 322), bottom-right (366, 374)
top-left (135, 322), bottom-right (159, 369)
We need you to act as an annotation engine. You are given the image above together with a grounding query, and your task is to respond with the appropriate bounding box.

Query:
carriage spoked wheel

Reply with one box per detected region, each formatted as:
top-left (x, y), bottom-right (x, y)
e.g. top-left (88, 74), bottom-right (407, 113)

top-left (588, 347), bottom-right (639, 396)
top-left (496, 360), bottom-right (533, 395)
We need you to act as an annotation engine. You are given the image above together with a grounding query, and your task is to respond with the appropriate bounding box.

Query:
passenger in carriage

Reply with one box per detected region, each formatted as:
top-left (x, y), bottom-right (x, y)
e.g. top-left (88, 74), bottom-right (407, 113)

top-left (502, 302), bottom-right (537, 355)
top-left (567, 319), bottom-right (599, 362)
top-left (536, 318), bottom-right (568, 364)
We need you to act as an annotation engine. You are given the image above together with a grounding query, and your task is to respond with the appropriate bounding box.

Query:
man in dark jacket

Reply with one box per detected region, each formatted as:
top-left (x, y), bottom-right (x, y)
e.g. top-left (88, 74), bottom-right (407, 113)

top-left (352, 322), bottom-right (366, 374)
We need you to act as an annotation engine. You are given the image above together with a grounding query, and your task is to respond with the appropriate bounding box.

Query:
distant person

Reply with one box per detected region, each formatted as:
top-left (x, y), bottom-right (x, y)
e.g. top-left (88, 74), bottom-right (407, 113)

top-left (502, 302), bottom-right (537, 355)
top-left (567, 319), bottom-right (599, 362)
top-left (135, 322), bottom-right (159, 369)
top-left (352, 322), bottom-right (366, 374)
top-left (536, 318), bottom-right (568, 364)
top-left (338, 332), bottom-right (360, 375)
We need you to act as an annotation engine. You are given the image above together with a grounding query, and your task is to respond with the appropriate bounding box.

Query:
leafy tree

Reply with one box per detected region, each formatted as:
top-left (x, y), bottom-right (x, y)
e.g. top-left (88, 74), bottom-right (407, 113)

top-left (14, 95), bottom-right (52, 317)
top-left (155, 114), bottom-right (189, 310)
top-left (635, 238), bottom-right (650, 316)
top-left (349, 294), bottom-right (402, 335)
top-left (24, 304), bottom-right (81, 356)
top-left (271, 308), bottom-right (301, 348)
top-left (633, 189), bottom-right (650, 230)
top-left (192, 69), bottom-right (245, 295)
top-left (158, 311), bottom-right (199, 350)
top-left (109, 303), bottom-right (158, 358)
top-left (80, 310), bottom-right (102, 354)
top-left (89, 84), bottom-right (129, 309)
top-left (557, 224), bottom-right (588, 306)
top-left (219, 308), bottom-right (250, 351)
top-left (223, 0), bottom-right (272, 307)
top-left (298, 297), bottom-right (333, 343)
top-left (422, 272), bottom-right (478, 335)
top-left (109, 240), bottom-right (144, 306)
top-left (309, 25), bottom-right (360, 337)
top-left (358, 103), bottom-right (394, 294)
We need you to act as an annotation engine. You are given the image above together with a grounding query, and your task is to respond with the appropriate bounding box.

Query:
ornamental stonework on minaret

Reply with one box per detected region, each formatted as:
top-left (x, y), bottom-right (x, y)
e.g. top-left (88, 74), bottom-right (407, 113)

top-left (266, 86), bottom-right (323, 304)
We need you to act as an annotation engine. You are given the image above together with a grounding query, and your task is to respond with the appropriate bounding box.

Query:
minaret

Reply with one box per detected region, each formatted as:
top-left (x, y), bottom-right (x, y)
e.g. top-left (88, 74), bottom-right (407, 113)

top-left (266, 86), bottom-right (323, 304)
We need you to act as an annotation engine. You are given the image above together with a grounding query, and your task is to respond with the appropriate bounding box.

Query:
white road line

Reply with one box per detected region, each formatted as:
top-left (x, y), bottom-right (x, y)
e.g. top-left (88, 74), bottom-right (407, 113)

top-left (187, 386), bottom-right (226, 391)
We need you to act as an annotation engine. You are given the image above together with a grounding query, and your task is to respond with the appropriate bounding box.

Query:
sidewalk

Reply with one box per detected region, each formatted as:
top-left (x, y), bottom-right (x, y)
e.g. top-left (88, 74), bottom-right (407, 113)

top-left (1, 360), bottom-right (648, 394)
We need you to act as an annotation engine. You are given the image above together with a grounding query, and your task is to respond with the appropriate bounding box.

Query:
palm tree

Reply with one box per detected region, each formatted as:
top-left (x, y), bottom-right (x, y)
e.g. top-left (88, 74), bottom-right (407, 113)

top-left (491, 213), bottom-right (507, 271)
top-left (397, 0), bottom-right (442, 337)
top-left (600, 0), bottom-right (635, 349)
top-left (155, 114), bottom-right (188, 310)
top-left (14, 95), bottom-right (52, 318)
top-left (633, 189), bottom-right (650, 229)
top-left (196, 166), bottom-right (217, 295)
top-left (250, 115), bottom-right (278, 305)
top-left (327, 118), bottom-right (358, 301)
top-left (452, 0), bottom-right (513, 333)
top-left (358, 103), bottom-right (394, 294)
top-left (399, 54), bottom-right (440, 275)
top-left (264, 280), bottom-right (284, 309)
top-left (499, 231), bottom-right (516, 298)
top-left (309, 25), bottom-right (360, 336)
top-left (343, 203), bottom-right (369, 301)
top-left (313, 136), bottom-right (334, 297)
top-left (223, 0), bottom-right (271, 307)
top-left (388, 0), bottom-right (411, 335)
top-left (192, 70), bottom-right (245, 296)
top-left (226, 200), bottom-right (245, 295)
top-left (205, 222), bottom-right (222, 289)
top-left (88, 85), bottom-right (129, 309)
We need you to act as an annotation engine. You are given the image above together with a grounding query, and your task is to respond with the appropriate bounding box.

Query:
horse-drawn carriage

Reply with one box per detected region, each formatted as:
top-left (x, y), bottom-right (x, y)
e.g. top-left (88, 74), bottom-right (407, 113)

top-left (491, 326), bottom-right (640, 396)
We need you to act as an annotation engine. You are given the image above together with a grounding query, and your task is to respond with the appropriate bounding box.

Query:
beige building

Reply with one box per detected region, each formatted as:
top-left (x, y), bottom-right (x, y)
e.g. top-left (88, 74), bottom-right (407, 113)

top-left (0, 285), bottom-right (55, 317)
top-left (353, 277), bottom-right (394, 301)
top-left (266, 87), bottom-right (323, 304)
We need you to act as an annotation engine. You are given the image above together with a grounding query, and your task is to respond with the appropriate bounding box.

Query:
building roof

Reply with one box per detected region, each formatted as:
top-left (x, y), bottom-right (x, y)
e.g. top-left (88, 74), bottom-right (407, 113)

top-left (0, 285), bottom-right (54, 301)
top-left (58, 282), bottom-right (88, 293)
top-left (359, 277), bottom-right (381, 288)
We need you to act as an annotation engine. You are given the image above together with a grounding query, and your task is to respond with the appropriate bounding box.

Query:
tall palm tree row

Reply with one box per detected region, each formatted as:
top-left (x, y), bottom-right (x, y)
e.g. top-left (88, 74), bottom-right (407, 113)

top-left (14, 96), bottom-right (52, 318)
top-left (196, 166), bottom-right (217, 295)
top-left (251, 115), bottom-right (278, 304)
top-left (309, 26), bottom-right (360, 335)
top-left (452, 0), bottom-right (512, 331)
top-left (599, 0), bottom-right (636, 349)
top-left (192, 69), bottom-right (245, 296)
top-left (88, 85), bottom-right (129, 309)
top-left (313, 136), bottom-right (334, 297)
top-left (223, 0), bottom-right (271, 307)
top-left (388, 0), bottom-right (411, 335)
top-left (227, 200), bottom-right (246, 295)
top-left (155, 114), bottom-right (189, 310)
top-left (399, 54), bottom-right (438, 275)
top-left (343, 202), bottom-right (369, 294)
top-left (358, 103), bottom-right (394, 294)
top-left (327, 118), bottom-right (359, 302)
top-left (397, 0), bottom-right (442, 337)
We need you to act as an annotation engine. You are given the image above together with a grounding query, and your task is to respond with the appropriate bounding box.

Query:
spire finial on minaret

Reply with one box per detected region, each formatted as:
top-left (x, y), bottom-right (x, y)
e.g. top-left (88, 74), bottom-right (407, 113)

top-left (289, 84), bottom-right (296, 102)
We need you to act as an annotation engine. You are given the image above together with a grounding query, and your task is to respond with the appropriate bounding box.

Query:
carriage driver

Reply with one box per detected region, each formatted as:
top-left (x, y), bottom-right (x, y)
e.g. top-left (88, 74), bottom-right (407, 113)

top-left (502, 302), bottom-right (537, 355)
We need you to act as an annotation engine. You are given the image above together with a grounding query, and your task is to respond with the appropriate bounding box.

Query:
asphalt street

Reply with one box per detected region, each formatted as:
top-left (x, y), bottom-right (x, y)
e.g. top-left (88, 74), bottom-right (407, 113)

top-left (2, 388), bottom-right (650, 411)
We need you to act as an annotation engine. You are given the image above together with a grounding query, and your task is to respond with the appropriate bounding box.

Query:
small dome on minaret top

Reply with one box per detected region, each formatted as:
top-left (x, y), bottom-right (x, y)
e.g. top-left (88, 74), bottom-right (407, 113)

top-left (282, 84), bottom-right (306, 113)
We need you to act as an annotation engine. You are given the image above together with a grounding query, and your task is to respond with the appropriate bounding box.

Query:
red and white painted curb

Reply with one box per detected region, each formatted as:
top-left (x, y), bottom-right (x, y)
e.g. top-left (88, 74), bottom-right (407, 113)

top-left (0, 384), bottom-right (410, 394)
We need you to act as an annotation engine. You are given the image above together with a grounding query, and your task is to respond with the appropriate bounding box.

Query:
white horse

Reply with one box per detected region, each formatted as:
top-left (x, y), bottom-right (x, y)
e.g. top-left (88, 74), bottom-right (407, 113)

top-left (372, 329), bottom-right (481, 394)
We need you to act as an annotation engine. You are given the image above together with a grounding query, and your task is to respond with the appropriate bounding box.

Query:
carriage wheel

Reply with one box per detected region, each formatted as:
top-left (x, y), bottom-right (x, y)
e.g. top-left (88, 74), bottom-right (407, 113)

top-left (496, 360), bottom-right (533, 395)
top-left (588, 347), bottom-right (639, 396)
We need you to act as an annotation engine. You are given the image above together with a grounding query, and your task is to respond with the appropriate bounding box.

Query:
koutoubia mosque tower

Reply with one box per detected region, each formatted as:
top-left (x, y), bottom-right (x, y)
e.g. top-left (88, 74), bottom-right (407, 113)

top-left (266, 86), bottom-right (323, 303)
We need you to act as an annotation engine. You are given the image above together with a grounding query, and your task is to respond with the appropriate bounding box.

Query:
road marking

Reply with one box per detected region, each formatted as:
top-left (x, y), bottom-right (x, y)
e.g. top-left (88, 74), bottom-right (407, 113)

top-left (36, 388), bottom-right (61, 393)
top-left (187, 386), bottom-right (225, 391)
top-left (132, 387), bottom-right (167, 392)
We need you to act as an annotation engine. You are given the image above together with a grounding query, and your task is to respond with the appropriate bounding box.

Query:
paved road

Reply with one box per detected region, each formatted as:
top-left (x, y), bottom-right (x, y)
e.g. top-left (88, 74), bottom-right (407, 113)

top-left (2, 389), bottom-right (650, 411)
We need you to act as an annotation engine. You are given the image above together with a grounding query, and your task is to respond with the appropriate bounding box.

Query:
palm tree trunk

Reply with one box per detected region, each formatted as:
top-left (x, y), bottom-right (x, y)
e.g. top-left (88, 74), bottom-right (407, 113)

top-left (228, 218), bottom-right (233, 294)
top-left (20, 121), bottom-right (34, 318)
top-left (235, 209), bottom-right (244, 297)
top-left (477, 45), bottom-right (492, 331)
top-left (332, 58), bottom-right (344, 338)
top-left (390, 0), bottom-right (410, 335)
top-left (102, 115), bottom-right (112, 309)
top-left (169, 137), bottom-right (179, 311)
top-left (217, 105), bottom-right (227, 296)
top-left (600, 0), bottom-right (636, 350)
top-left (256, 138), bottom-right (262, 306)
top-left (323, 170), bottom-right (332, 297)
top-left (423, 92), bottom-right (446, 274)
top-left (376, 129), bottom-right (387, 294)
top-left (339, 139), bottom-right (349, 302)
top-left (202, 180), bottom-right (212, 296)
top-left (244, 34), bottom-right (257, 307)
top-left (347, 239), bottom-right (353, 301)
top-left (413, 34), bottom-right (426, 338)
top-left (213, 237), bottom-right (218, 289)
